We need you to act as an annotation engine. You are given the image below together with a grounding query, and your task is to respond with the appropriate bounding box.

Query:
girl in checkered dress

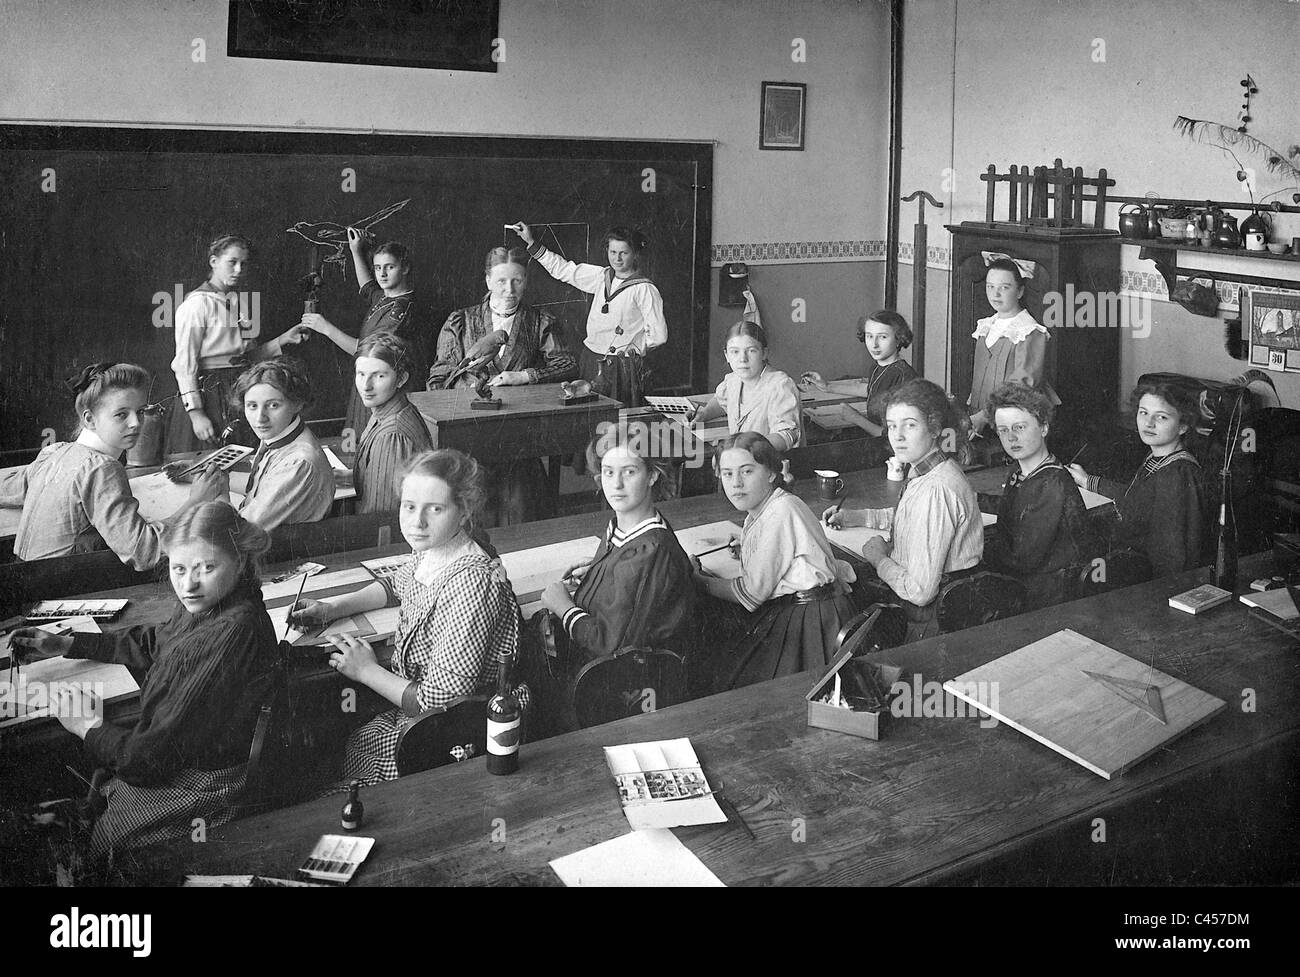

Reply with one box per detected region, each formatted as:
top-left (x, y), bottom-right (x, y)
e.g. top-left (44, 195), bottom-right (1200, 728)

top-left (8, 502), bottom-right (279, 857)
top-left (290, 449), bottom-right (523, 786)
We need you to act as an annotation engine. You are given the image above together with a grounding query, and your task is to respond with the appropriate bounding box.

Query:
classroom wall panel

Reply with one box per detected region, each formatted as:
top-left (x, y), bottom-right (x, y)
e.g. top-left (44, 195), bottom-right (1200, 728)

top-left (898, 0), bottom-right (1300, 406)
top-left (707, 261), bottom-right (887, 390)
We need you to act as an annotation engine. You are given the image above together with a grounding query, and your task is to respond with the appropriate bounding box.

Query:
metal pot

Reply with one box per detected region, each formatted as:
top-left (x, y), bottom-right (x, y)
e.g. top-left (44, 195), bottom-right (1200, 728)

top-left (1212, 214), bottom-right (1241, 249)
top-left (1119, 203), bottom-right (1150, 239)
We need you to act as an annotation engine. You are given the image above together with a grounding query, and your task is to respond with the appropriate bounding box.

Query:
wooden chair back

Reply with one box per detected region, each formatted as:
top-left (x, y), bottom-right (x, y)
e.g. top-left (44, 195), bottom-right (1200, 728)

top-left (569, 647), bottom-right (687, 730)
top-left (935, 571), bottom-right (1027, 633)
top-left (394, 694), bottom-right (490, 777)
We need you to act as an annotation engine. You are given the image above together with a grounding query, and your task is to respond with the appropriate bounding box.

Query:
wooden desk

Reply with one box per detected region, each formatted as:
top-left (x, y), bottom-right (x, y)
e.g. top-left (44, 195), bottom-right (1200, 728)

top-left (409, 384), bottom-right (620, 462)
top-left (143, 552), bottom-right (1295, 886)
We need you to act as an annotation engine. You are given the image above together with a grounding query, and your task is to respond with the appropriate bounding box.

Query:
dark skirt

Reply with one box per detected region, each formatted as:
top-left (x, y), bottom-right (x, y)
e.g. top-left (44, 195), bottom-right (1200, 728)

top-left (163, 366), bottom-right (244, 455)
top-left (695, 589), bottom-right (858, 693)
top-left (578, 345), bottom-right (647, 408)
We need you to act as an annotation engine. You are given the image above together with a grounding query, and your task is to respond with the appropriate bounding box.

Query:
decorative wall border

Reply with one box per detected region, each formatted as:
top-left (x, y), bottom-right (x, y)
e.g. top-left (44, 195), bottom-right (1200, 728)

top-left (711, 240), bottom-right (884, 265)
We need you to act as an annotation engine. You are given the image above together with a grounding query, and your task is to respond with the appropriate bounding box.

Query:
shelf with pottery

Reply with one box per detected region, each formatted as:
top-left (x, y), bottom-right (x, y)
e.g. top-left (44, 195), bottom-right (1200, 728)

top-left (1130, 238), bottom-right (1300, 294)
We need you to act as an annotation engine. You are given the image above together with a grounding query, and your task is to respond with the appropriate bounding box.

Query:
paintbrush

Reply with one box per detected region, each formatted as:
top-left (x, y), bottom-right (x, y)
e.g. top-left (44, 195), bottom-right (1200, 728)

top-left (822, 493), bottom-right (847, 528)
top-left (282, 572), bottom-right (311, 645)
top-left (1068, 442), bottom-right (1089, 465)
top-left (694, 538), bottom-right (739, 559)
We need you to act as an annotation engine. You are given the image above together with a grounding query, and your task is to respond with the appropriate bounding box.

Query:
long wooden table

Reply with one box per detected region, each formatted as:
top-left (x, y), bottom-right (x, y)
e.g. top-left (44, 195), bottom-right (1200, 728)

top-left (134, 551), bottom-right (1294, 886)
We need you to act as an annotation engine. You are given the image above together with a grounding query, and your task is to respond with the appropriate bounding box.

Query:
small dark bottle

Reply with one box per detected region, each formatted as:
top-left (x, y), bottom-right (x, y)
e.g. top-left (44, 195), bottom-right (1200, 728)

top-left (486, 651), bottom-right (521, 775)
top-left (341, 780), bottom-right (364, 831)
top-left (1214, 472), bottom-right (1238, 592)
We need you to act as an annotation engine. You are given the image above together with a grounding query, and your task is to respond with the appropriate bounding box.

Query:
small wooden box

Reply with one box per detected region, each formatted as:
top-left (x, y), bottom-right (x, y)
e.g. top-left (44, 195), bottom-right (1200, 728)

top-left (805, 648), bottom-right (903, 741)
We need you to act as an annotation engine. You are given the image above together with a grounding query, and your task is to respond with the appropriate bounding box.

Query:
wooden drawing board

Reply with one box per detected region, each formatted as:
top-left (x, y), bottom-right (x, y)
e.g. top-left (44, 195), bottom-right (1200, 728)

top-left (942, 628), bottom-right (1226, 779)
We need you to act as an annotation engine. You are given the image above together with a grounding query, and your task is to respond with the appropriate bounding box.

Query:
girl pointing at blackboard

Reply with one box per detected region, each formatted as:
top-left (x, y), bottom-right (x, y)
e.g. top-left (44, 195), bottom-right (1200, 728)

top-left (507, 221), bottom-right (665, 407)
top-left (168, 234), bottom-right (311, 453)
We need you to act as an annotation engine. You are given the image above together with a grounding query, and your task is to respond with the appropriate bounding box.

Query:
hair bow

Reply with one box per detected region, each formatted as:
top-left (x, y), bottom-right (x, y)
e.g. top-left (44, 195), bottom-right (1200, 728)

top-left (981, 251), bottom-right (1038, 281)
top-left (64, 361), bottom-right (115, 394)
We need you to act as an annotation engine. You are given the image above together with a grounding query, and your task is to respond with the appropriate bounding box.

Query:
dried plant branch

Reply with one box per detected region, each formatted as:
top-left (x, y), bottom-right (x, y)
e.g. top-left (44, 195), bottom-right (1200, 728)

top-left (1173, 116), bottom-right (1300, 183)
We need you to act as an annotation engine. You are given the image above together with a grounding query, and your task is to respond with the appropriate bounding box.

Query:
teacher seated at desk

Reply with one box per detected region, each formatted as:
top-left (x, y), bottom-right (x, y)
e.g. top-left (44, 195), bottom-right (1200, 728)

top-left (826, 379), bottom-right (984, 643)
top-left (288, 449), bottom-right (527, 787)
top-left (426, 246), bottom-right (578, 524)
top-left (426, 246), bottom-right (577, 390)
top-left (0, 362), bottom-right (222, 569)
top-left (7, 502), bottom-right (278, 856)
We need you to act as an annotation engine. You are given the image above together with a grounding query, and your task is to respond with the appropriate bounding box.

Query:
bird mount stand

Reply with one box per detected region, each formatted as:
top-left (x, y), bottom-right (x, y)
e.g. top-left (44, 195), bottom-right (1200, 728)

top-left (470, 375), bottom-right (503, 410)
top-left (901, 189), bottom-right (944, 375)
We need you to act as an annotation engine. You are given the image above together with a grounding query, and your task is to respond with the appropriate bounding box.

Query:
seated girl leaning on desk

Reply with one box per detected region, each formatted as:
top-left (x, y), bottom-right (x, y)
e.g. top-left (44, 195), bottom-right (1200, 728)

top-left (801, 310), bottom-right (918, 446)
top-left (537, 422), bottom-right (696, 664)
top-left (288, 449), bottom-right (526, 786)
top-left (0, 362), bottom-right (222, 568)
top-left (221, 357), bottom-right (335, 532)
top-left (825, 379), bottom-right (984, 642)
top-left (352, 333), bottom-right (433, 515)
top-left (691, 321), bottom-right (802, 451)
top-left (982, 382), bottom-right (1095, 610)
top-left (1068, 378), bottom-right (1207, 579)
top-left (9, 502), bottom-right (279, 856)
top-left (693, 432), bottom-right (857, 692)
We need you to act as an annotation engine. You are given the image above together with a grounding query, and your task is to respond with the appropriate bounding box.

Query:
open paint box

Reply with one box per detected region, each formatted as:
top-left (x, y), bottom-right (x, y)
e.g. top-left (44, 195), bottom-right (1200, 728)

top-left (804, 607), bottom-right (904, 740)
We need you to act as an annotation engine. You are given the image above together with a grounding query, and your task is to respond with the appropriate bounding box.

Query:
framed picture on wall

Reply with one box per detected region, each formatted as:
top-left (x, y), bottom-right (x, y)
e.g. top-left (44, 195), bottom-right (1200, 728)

top-left (1244, 289), bottom-right (1300, 373)
top-left (227, 0), bottom-right (501, 72)
top-left (760, 82), bottom-right (806, 151)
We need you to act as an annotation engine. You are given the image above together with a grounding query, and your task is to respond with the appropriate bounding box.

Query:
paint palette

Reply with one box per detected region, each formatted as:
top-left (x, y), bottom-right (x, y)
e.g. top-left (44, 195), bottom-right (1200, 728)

top-left (26, 599), bottom-right (128, 622)
top-left (170, 444), bottom-right (254, 479)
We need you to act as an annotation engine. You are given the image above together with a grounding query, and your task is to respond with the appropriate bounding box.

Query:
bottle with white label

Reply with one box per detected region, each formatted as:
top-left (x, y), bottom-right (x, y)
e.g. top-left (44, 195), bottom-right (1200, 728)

top-left (486, 650), bottom-right (520, 775)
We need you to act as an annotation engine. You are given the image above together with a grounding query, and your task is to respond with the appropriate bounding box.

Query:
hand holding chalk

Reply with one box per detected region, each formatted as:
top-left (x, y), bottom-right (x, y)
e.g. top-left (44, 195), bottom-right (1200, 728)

top-left (505, 221), bottom-right (534, 246)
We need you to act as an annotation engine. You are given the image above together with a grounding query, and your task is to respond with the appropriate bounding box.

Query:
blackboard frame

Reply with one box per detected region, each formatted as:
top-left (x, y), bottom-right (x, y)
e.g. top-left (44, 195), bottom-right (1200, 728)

top-left (0, 123), bottom-right (714, 456)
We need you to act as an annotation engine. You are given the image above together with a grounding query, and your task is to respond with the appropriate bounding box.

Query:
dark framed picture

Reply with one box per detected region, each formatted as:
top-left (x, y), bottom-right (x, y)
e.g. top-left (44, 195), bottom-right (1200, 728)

top-left (760, 82), bottom-right (806, 151)
top-left (227, 0), bottom-right (501, 72)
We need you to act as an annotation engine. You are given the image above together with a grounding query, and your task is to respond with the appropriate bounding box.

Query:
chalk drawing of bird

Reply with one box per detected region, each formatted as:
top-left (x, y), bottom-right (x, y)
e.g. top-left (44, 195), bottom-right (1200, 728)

top-left (285, 198), bottom-right (412, 268)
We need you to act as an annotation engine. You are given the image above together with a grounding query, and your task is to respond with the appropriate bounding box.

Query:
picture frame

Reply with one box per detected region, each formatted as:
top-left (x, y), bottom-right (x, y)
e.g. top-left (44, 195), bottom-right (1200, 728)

top-left (1243, 289), bottom-right (1300, 373)
top-left (227, 0), bottom-right (501, 73)
top-left (760, 82), bottom-right (807, 151)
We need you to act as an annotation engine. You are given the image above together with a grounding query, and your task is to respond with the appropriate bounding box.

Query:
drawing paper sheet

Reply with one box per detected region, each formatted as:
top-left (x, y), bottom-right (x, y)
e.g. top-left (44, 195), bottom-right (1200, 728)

top-left (1079, 487), bottom-right (1112, 510)
top-left (499, 536), bottom-right (602, 615)
top-left (1239, 588), bottom-right (1297, 620)
top-left (130, 471), bottom-right (245, 522)
top-left (550, 829), bottom-right (725, 887)
top-left (804, 404), bottom-right (862, 431)
top-left (943, 628), bottom-right (1225, 779)
top-left (674, 521), bottom-right (744, 579)
top-left (604, 737), bottom-right (727, 831)
top-left (1, 618), bottom-right (138, 728)
top-left (259, 566), bottom-right (396, 647)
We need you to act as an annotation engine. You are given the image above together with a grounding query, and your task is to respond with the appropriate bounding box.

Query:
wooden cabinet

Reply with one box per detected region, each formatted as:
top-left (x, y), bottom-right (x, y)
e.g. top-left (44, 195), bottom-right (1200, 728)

top-left (946, 223), bottom-right (1122, 429)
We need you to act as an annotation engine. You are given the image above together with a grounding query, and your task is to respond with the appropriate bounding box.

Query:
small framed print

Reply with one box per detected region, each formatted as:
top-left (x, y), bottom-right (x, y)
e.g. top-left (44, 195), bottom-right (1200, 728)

top-left (760, 82), bottom-right (807, 151)
top-left (1243, 289), bottom-right (1300, 373)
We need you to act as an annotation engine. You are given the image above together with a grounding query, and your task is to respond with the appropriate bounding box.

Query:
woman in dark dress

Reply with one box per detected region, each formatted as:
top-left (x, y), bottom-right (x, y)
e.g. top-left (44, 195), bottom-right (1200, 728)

top-left (983, 382), bottom-right (1095, 609)
top-left (9, 502), bottom-right (278, 856)
top-left (1070, 379), bottom-right (1207, 578)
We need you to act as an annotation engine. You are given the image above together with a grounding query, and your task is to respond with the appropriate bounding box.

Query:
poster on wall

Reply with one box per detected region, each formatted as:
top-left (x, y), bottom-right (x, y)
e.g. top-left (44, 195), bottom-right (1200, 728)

top-left (1244, 289), bottom-right (1300, 373)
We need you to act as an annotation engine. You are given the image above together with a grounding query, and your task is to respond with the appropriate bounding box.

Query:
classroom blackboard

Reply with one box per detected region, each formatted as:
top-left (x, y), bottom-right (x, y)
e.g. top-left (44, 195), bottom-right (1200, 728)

top-left (0, 125), bottom-right (712, 459)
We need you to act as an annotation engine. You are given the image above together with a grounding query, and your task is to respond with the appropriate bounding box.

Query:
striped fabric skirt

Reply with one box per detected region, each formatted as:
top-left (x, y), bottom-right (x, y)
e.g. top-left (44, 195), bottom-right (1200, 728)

top-left (89, 764), bottom-right (247, 858)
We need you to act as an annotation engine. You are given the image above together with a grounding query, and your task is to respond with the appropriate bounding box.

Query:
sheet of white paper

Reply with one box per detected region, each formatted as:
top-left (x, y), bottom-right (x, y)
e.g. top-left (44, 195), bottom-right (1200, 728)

top-left (261, 566), bottom-right (375, 604)
top-left (499, 537), bottom-right (602, 613)
top-left (1, 617), bottom-right (138, 728)
top-left (674, 521), bottom-right (743, 579)
top-left (550, 829), bottom-right (725, 887)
